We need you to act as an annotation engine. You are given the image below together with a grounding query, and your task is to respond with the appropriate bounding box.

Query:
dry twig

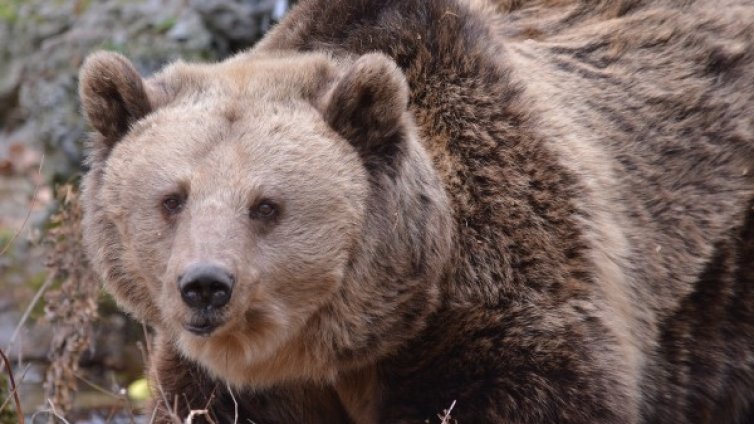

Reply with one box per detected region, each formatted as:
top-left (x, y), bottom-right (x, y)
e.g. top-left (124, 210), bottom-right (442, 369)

top-left (0, 347), bottom-right (24, 424)
top-left (29, 399), bottom-right (72, 424)
top-left (0, 364), bottom-right (30, 415)
top-left (46, 400), bottom-right (71, 424)
top-left (6, 271), bottom-right (56, 353)
top-left (0, 156), bottom-right (43, 257)
top-left (438, 400), bottom-right (457, 424)
top-left (184, 409), bottom-right (215, 424)
top-left (226, 384), bottom-right (239, 424)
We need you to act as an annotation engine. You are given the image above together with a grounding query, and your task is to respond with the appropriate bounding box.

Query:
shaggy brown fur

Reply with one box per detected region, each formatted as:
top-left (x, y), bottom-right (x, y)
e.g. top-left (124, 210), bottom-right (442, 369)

top-left (79, 0), bottom-right (754, 423)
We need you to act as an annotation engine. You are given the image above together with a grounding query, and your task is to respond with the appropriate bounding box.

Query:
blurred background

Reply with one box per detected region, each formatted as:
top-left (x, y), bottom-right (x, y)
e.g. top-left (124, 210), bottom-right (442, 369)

top-left (0, 0), bottom-right (294, 422)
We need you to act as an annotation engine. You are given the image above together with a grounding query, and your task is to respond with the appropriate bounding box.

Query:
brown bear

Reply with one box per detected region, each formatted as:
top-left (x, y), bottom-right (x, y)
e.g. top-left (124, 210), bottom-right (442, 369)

top-left (78, 0), bottom-right (754, 422)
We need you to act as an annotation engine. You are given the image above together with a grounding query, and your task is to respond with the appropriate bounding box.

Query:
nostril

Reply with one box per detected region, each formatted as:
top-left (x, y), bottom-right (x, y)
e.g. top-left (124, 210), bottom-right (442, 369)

top-left (209, 281), bottom-right (231, 307)
top-left (183, 288), bottom-right (201, 305)
top-left (178, 264), bottom-right (235, 310)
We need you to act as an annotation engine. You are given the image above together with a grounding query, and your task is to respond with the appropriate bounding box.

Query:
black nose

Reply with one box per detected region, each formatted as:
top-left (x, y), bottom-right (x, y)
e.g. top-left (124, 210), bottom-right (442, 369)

top-left (178, 264), bottom-right (235, 310)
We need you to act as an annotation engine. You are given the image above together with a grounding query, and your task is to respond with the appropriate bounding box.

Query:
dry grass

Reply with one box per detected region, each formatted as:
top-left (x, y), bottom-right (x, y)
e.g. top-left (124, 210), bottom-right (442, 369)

top-left (41, 183), bottom-right (101, 417)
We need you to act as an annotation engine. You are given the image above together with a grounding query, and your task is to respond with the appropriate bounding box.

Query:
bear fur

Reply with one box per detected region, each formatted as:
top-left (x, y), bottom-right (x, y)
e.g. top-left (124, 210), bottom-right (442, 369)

top-left (79, 0), bottom-right (754, 422)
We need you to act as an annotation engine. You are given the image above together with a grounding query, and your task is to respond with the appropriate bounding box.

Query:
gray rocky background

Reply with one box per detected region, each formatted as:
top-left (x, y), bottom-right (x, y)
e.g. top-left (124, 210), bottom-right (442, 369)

top-left (0, 1), bottom-right (293, 421)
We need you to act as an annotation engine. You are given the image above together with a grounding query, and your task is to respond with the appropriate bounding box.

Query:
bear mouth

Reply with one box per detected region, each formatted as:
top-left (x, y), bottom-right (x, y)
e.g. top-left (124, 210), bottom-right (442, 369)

top-left (184, 317), bottom-right (223, 336)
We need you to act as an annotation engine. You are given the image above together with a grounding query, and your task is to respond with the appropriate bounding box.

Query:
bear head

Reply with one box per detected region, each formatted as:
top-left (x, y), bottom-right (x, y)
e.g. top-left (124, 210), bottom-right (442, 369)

top-left (78, 50), bottom-right (453, 387)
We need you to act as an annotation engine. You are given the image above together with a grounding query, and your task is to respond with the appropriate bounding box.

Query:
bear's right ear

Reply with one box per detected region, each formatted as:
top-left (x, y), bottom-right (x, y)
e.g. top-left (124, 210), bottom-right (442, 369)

top-left (79, 51), bottom-right (152, 145)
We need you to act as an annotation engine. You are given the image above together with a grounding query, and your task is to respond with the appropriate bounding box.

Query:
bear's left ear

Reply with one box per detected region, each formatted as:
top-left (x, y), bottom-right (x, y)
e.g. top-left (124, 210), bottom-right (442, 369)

top-left (79, 51), bottom-right (152, 145)
top-left (322, 53), bottom-right (409, 161)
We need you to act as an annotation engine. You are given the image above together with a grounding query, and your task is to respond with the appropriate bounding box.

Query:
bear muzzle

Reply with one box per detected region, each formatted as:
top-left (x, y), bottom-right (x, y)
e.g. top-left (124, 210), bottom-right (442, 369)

top-left (178, 263), bottom-right (235, 335)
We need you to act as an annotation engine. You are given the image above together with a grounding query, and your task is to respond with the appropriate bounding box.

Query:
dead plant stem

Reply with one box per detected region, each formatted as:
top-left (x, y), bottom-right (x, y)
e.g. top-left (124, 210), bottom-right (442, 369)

top-left (0, 347), bottom-right (24, 424)
top-left (0, 156), bottom-right (44, 257)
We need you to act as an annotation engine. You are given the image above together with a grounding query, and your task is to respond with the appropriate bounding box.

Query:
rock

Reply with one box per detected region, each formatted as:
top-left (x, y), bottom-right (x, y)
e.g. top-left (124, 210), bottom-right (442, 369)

top-left (1, 0), bottom-right (293, 177)
top-left (7, 0), bottom-right (218, 177)
top-left (0, 61), bottom-right (21, 123)
top-left (191, 0), bottom-right (285, 48)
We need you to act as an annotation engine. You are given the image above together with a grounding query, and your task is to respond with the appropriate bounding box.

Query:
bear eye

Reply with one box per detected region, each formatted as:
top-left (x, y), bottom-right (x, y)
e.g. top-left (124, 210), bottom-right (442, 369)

top-left (162, 194), bottom-right (184, 215)
top-left (250, 201), bottom-right (278, 220)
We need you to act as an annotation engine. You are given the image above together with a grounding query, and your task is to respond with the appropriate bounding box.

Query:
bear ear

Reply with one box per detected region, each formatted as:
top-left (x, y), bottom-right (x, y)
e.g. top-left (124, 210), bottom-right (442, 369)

top-left (322, 53), bottom-right (409, 161)
top-left (79, 51), bottom-right (152, 145)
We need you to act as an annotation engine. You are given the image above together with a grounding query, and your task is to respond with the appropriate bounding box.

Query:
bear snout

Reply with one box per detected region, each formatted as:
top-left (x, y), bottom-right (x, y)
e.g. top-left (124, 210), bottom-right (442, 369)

top-left (177, 263), bottom-right (235, 311)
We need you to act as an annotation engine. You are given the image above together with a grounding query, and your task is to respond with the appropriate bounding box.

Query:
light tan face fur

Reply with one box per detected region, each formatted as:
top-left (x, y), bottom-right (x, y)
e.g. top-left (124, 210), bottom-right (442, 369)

top-left (88, 54), bottom-right (370, 384)
top-left (81, 49), bottom-right (452, 388)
